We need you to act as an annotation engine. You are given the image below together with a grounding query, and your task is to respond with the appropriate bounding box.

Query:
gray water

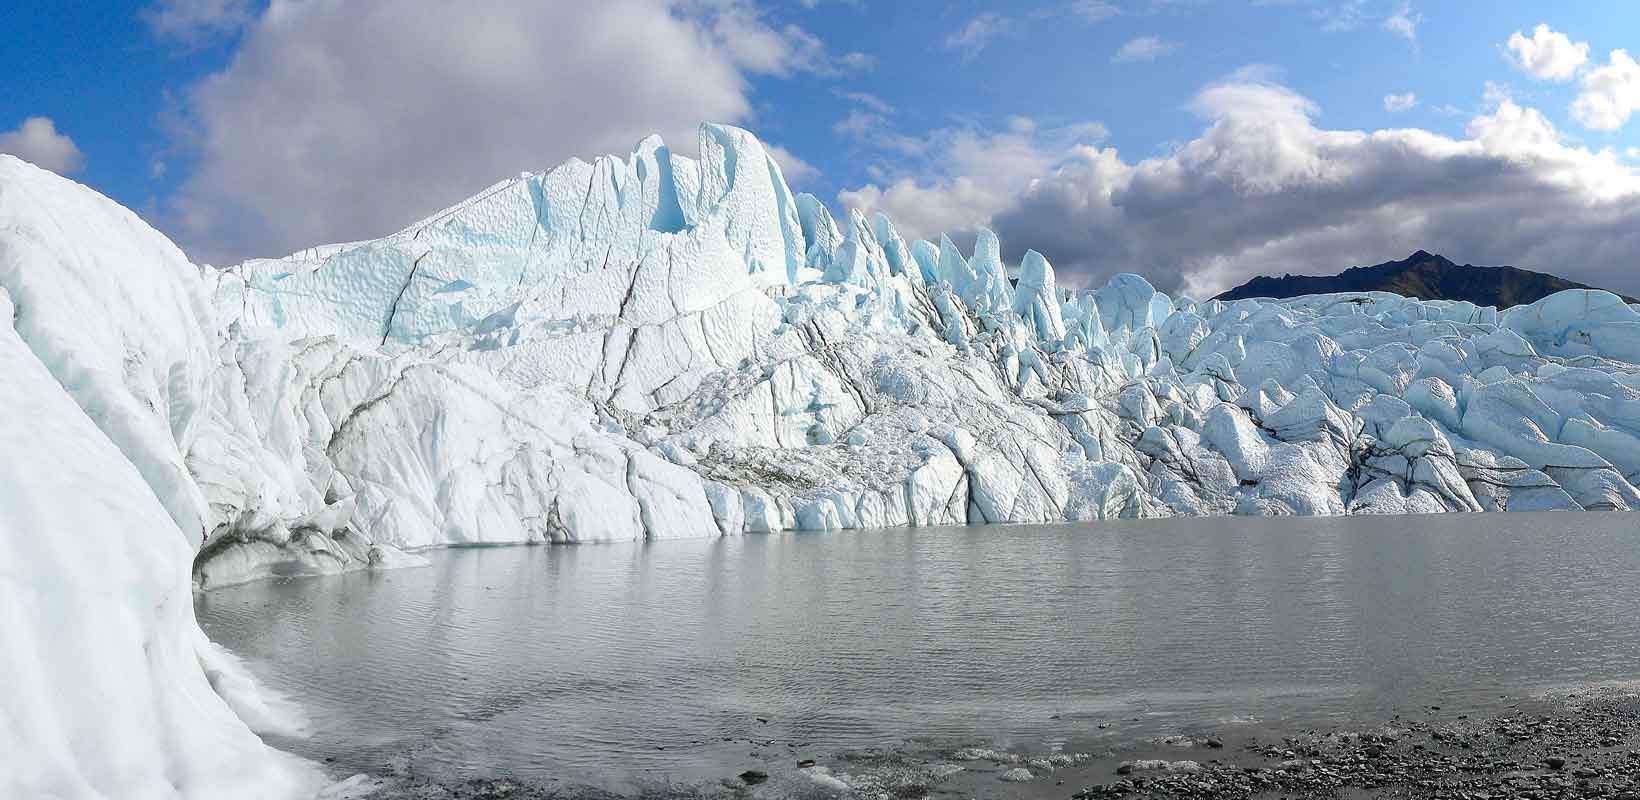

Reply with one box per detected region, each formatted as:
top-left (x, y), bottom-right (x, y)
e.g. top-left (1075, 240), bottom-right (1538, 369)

top-left (197, 512), bottom-right (1640, 791)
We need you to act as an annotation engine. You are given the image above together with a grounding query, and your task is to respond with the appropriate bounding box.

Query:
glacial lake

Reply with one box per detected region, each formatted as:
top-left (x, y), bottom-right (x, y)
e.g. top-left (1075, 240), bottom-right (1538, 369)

top-left (197, 512), bottom-right (1640, 793)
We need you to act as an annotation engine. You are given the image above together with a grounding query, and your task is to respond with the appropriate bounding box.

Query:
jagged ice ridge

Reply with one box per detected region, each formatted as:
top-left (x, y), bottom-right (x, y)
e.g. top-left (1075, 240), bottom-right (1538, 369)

top-left (3, 123), bottom-right (1640, 797)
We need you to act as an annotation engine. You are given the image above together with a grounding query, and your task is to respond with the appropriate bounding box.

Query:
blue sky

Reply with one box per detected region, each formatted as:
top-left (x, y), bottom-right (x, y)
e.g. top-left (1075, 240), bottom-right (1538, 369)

top-left (5, 1), bottom-right (1640, 296)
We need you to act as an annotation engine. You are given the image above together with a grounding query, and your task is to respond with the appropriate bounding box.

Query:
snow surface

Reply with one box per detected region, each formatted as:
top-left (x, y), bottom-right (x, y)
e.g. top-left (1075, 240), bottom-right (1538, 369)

top-left (6, 122), bottom-right (1640, 796)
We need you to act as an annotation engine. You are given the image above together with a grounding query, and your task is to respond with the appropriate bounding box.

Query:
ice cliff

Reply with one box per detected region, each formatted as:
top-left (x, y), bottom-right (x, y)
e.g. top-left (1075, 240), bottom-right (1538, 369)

top-left (200, 122), bottom-right (1640, 561)
top-left (0, 156), bottom-right (320, 798)
top-left (3, 123), bottom-right (1640, 796)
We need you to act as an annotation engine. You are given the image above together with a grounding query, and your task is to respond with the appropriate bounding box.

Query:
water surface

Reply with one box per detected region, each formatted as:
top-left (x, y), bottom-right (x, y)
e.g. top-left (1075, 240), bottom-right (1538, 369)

top-left (197, 512), bottom-right (1640, 790)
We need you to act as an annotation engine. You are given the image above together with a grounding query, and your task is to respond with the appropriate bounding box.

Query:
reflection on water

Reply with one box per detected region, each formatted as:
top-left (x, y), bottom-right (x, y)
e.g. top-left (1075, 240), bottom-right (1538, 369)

top-left (197, 512), bottom-right (1640, 790)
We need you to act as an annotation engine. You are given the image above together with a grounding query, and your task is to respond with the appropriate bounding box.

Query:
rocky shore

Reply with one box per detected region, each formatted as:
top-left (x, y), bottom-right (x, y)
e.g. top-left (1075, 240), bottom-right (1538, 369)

top-left (1069, 689), bottom-right (1640, 799)
top-left (331, 687), bottom-right (1640, 799)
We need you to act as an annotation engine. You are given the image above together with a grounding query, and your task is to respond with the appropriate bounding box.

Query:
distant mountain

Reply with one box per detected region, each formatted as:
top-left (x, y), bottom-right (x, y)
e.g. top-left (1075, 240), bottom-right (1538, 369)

top-left (1214, 251), bottom-right (1639, 308)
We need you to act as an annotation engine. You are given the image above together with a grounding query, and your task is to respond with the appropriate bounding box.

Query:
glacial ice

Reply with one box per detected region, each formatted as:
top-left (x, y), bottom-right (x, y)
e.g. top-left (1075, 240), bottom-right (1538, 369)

top-left (135, 123), bottom-right (1640, 544)
top-left (5, 122), bottom-right (1640, 796)
top-left (0, 156), bottom-right (320, 799)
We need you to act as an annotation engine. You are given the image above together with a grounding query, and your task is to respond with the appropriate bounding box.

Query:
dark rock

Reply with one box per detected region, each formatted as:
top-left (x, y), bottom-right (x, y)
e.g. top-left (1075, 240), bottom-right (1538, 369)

top-left (738, 769), bottom-right (768, 785)
top-left (1214, 251), bottom-right (1639, 307)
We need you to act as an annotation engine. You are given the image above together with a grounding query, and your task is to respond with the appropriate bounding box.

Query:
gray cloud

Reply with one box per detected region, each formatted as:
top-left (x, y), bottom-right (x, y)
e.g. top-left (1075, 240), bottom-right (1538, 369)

top-left (0, 117), bottom-right (84, 174)
top-left (843, 75), bottom-right (1640, 300)
top-left (165, 0), bottom-right (845, 264)
top-left (836, 116), bottom-right (1109, 244)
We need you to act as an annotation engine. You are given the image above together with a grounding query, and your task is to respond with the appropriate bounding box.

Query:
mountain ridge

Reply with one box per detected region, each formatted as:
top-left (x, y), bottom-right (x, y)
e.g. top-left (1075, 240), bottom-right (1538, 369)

top-left (1214, 251), bottom-right (1639, 307)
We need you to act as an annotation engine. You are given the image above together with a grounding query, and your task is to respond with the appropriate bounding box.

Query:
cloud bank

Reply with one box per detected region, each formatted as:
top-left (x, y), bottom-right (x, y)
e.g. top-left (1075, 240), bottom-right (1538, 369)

top-left (842, 75), bottom-right (1640, 300)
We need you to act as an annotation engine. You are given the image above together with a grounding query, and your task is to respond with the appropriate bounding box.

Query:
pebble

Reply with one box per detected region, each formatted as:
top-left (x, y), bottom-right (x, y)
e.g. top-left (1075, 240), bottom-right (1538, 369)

top-left (1073, 691), bottom-right (1640, 800)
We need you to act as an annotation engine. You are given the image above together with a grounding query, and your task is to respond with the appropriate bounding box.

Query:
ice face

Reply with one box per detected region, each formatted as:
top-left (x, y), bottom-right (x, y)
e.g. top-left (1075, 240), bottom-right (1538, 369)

top-left (7, 126), bottom-right (1640, 796)
top-left (198, 110), bottom-right (1640, 536)
top-left (0, 155), bottom-right (320, 799)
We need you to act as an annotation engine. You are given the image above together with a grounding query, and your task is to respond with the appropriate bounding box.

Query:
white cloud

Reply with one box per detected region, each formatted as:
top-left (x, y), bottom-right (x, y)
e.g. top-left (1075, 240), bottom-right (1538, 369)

top-left (706, 5), bottom-right (871, 77)
top-left (1070, 0), bottom-right (1121, 22)
top-left (163, 0), bottom-right (853, 263)
top-left (834, 109), bottom-right (889, 138)
top-left (831, 96), bottom-right (930, 160)
top-left (765, 143), bottom-right (819, 184)
top-left (1382, 2), bottom-right (1420, 42)
top-left (835, 91), bottom-right (894, 114)
top-left (0, 117), bottom-right (84, 174)
top-left (838, 119), bottom-right (1109, 244)
top-left (1571, 49), bottom-right (1640, 131)
top-left (1316, 0), bottom-right (1420, 40)
top-left (945, 4), bottom-right (1123, 60)
top-left (1383, 92), bottom-right (1418, 112)
top-left (1113, 36), bottom-right (1180, 64)
top-left (141, 0), bottom-right (253, 41)
top-left (943, 12), bottom-right (1020, 59)
top-left (839, 74), bottom-right (1640, 299)
top-left (1315, 0), bottom-right (1366, 32)
top-left (1505, 24), bottom-right (1590, 82)
top-left (836, 50), bottom-right (877, 73)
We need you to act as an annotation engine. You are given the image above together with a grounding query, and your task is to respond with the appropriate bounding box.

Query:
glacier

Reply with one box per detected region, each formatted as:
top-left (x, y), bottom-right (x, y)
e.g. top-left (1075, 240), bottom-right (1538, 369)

top-left (4, 121), bottom-right (1640, 797)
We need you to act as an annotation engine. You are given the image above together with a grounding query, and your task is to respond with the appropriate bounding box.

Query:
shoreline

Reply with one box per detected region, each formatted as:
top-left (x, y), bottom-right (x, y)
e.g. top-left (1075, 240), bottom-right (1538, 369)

top-left (327, 686), bottom-right (1640, 799)
top-left (949, 686), bottom-right (1640, 799)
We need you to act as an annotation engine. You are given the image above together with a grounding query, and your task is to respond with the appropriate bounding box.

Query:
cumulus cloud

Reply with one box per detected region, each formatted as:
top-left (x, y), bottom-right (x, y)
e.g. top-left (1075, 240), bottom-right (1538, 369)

top-left (1571, 49), bottom-right (1640, 131)
top-left (1113, 36), bottom-right (1180, 63)
top-left (840, 73), bottom-right (1640, 300)
top-left (162, 0), bottom-right (855, 263)
top-left (0, 117), bottom-right (84, 174)
top-left (1383, 92), bottom-right (1417, 112)
top-left (1505, 24), bottom-right (1589, 82)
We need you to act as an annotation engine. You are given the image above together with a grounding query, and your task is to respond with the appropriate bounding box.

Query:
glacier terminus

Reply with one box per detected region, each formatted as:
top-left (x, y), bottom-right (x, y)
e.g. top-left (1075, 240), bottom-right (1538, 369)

top-left (197, 123), bottom-right (1640, 581)
top-left (4, 122), bottom-right (1640, 798)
